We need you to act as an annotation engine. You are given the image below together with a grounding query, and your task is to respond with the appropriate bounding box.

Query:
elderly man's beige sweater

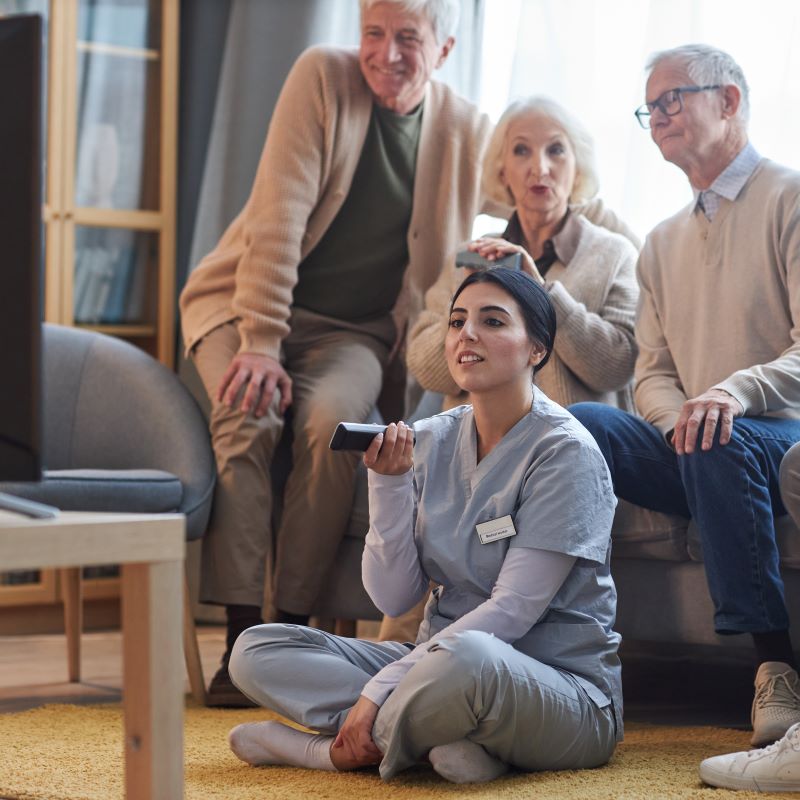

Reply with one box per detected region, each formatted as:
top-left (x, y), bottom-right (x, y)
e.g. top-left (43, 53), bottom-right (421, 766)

top-left (179, 46), bottom-right (495, 360)
top-left (635, 158), bottom-right (800, 435)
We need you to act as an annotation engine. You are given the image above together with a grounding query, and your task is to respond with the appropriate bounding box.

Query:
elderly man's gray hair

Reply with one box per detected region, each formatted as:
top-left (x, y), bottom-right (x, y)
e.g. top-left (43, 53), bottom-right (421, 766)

top-left (481, 96), bottom-right (600, 207)
top-left (359, 0), bottom-right (460, 44)
top-left (647, 44), bottom-right (750, 124)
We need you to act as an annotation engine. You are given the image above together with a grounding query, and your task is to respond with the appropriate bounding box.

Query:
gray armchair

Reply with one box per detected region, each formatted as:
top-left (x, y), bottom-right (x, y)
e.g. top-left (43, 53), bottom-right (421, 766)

top-left (0, 324), bottom-right (215, 700)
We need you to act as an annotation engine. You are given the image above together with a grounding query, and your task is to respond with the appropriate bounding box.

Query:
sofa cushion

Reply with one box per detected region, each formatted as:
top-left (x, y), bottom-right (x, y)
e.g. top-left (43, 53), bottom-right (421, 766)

top-left (686, 514), bottom-right (800, 569)
top-left (611, 500), bottom-right (690, 561)
top-left (774, 517), bottom-right (800, 569)
top-left (0, 469), bottom-right (183, 513)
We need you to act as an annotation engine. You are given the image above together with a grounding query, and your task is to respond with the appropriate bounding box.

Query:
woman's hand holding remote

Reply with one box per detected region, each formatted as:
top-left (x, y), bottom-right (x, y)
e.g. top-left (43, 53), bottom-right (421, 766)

top-left (363, 421), bottom-right (413, 476)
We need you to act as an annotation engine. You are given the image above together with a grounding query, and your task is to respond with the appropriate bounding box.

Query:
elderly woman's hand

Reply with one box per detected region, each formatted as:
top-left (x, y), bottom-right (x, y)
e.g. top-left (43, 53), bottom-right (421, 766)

top-left (363, 421), bottom-right (413, 475)
top-left (468, 237), bottom-right (544, 285)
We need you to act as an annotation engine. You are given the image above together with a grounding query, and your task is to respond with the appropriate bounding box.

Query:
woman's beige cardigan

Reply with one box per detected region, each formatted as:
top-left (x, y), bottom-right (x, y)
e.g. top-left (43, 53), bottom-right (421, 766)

top-left (406, 204), bottom-right (641, 410)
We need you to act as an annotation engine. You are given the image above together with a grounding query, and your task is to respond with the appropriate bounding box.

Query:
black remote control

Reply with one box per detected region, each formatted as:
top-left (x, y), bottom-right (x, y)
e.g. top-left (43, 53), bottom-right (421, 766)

top-left (329, 422), bottom-right (387, 451)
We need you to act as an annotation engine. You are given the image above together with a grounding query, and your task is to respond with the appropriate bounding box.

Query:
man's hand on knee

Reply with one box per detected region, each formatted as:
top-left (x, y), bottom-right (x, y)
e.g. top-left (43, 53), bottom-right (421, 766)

top-left (217, 352), bottom-right (293, 417)
top-left (673, 388), bottom-right (744, 455)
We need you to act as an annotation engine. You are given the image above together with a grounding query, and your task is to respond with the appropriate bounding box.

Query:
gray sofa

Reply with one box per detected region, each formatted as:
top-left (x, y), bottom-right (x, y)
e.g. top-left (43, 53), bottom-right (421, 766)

top-left (611, 500), bottom-right (800, 650)
top-left (319, 394), bottom-right (800, 653)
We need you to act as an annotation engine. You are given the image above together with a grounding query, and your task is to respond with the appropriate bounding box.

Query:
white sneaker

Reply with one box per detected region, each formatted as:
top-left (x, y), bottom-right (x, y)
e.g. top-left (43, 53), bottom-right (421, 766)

top-left (752, 662), bottom-right (800, 747)
top-left (700, 722), bottom-right (800, 792)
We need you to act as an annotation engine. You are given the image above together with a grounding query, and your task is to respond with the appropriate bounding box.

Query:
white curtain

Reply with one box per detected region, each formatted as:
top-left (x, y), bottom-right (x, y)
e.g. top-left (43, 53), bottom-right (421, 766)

top-left (474, 0), bottom-right (800, 240)
top-left (436, 0), bottom-right (486, 101)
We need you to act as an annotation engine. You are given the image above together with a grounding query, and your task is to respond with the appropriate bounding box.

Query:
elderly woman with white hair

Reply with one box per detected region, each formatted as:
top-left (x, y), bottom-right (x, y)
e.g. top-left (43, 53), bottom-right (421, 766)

top-left (406, 96), bottom-right (640, 413)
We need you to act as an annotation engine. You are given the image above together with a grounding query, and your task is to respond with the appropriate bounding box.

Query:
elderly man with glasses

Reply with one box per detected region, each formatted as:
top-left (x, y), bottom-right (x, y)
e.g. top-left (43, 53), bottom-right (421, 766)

top-left (571, 43), bottom-right (800, 754)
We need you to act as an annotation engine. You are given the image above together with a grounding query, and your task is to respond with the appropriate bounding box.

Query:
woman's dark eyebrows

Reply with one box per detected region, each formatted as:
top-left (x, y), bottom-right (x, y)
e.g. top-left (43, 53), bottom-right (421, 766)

top-left (449, 305), bottom-right (511, 315)
top-left (480, 305), bottom-right (511, 315)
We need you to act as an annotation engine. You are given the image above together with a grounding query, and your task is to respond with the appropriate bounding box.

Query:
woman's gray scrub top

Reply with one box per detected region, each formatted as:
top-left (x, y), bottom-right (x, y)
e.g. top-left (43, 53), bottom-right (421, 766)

top-left (412, 391), bottom-right (623, 739)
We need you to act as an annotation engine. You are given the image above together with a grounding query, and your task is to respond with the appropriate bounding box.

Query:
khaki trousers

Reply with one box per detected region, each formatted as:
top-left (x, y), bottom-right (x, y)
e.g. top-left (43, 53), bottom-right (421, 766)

top-left (378, 594), bottom-right (428, 642)
top-left (192, 309), bottom-right (393, 613)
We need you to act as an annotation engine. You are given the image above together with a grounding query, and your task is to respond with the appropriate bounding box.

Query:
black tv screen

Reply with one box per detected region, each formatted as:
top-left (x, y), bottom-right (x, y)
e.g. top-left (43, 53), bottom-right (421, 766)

top-left (0, 13), bottom-right (43, 482)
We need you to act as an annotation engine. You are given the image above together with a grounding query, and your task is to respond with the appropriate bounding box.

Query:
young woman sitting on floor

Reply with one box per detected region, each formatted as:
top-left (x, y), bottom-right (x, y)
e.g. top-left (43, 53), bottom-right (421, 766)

top-left (226, 268), bottom-right (623, 783)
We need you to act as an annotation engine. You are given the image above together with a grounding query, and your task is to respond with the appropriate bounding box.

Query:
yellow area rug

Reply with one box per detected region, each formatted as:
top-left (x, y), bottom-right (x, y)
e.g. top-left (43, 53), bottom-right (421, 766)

top-left (0, 703), bottom-right (794, 799)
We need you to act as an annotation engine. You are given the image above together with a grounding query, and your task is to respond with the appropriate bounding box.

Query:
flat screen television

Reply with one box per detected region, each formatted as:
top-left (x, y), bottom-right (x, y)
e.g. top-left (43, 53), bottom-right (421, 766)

top-left (0, 13), bottom-right (47, 513)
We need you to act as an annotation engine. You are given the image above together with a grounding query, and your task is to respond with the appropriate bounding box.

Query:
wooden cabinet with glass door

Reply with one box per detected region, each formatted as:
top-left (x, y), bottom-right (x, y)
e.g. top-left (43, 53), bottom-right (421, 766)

top-left (0, 0), bottom-right (178, 612)
top-left (49, 0), bottom-right (179, 366)
top-left (0, 0), bottom-right (179, 363)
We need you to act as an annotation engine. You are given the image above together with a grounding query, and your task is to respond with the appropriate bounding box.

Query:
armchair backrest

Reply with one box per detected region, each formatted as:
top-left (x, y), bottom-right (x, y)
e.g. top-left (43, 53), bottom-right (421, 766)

top-left (42, 324), bottom-right (215, 539)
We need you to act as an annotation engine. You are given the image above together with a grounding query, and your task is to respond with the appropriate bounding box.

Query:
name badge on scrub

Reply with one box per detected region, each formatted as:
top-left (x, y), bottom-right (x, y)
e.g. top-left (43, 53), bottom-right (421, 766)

top-left (475, 515), bottom-right (517, 544)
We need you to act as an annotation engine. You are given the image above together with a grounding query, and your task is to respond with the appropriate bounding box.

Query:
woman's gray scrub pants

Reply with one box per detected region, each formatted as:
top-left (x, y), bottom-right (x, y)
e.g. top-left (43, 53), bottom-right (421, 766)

top-left (229, 623), bottom-right (617, 780)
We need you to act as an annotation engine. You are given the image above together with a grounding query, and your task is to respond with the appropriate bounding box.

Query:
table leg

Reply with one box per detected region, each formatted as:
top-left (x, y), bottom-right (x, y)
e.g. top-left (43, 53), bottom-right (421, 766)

top-left (122, 560), bottom-right (184, 799)
top-left (62, 566), bottom-right (82, 681)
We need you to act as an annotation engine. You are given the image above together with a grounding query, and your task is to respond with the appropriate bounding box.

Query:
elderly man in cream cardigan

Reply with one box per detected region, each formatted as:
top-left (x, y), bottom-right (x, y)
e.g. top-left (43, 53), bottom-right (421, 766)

top-left (180, 0), bottom-right (501, 707)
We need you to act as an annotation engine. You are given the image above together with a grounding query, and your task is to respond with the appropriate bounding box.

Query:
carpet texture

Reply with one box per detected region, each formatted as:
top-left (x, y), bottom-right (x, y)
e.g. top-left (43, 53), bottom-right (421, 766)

top-left (0, 704), bottom-right (794, 799)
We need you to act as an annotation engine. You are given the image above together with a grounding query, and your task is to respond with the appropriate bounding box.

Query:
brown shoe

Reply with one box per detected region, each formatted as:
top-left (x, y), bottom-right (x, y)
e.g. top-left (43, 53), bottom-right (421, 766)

top-left (206, 661), bottom-right (258, 708)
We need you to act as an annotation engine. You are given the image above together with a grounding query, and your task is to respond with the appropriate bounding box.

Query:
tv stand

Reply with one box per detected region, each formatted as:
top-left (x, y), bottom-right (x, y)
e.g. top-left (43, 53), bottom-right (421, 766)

top-left (0, 492), bottom-right (59, 519)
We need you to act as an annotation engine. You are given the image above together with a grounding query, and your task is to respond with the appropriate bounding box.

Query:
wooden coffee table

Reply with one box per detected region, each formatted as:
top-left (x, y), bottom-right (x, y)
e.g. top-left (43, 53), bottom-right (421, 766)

top-left (0, 510), bottom-right (185, 800)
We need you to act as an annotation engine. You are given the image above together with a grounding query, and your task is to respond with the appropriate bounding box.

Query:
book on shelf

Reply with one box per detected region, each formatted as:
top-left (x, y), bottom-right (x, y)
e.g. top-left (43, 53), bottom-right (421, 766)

top-left (74, 243), bottom-right (116, 323)
top-left (74, 234), bottom-right (149, 324)
top-left (102, 245), bottom-right (137, 323)
top-left (0, 570), bottom-right (41, 586)
top-left (123, 240), bottom-right (150, 323)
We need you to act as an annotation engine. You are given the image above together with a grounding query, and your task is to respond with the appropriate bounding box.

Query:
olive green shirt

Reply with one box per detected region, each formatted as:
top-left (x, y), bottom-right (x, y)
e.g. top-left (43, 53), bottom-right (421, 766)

top-left (292, 102), bottom-right (423, 322)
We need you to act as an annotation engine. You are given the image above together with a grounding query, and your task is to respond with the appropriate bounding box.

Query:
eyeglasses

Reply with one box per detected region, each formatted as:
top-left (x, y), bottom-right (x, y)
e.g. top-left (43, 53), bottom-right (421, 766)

top-left (634, 85), bottom-right (721, 129)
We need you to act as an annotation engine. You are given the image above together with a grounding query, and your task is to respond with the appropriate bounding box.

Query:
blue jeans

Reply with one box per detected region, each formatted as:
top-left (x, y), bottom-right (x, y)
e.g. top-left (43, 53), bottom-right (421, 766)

top-left (569, 403), bottom-right (800, 635)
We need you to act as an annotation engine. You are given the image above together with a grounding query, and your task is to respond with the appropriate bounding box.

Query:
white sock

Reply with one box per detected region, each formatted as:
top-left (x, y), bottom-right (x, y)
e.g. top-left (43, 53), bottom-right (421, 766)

top-left (429, 739), bottom-right (508, 784)
top-left (228, 721), bottom-right (336, 771)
